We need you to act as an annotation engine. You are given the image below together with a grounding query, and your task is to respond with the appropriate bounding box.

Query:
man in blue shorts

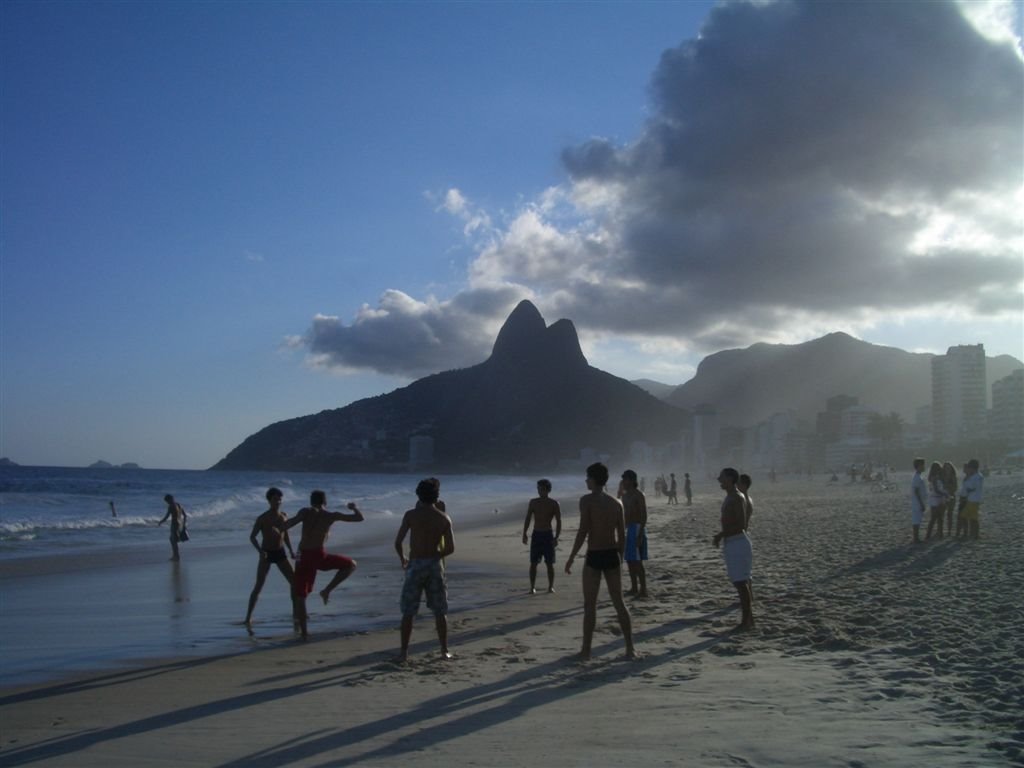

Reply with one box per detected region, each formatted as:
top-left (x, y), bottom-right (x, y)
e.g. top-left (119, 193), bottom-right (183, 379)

top-left (621, 469), bottom-right (648, 597)
top-left (522, 479), bottom-right (562, 594)
top-left (394, 479), bottom-right (455, 662)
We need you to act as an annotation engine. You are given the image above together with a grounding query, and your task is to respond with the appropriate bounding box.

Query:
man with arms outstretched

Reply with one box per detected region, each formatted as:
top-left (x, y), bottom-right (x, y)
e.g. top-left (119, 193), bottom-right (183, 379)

top-left (395, 479), bottom-right (455, 662)
top-left (565, 462), bottom-right (636, 661)
top-left (281, 490), bottom-right (364, 640)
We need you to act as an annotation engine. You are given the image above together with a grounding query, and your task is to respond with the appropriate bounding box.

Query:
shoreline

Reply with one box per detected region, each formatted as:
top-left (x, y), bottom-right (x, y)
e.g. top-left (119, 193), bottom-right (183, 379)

top-left (1, 477), bottom-right (1021, 766)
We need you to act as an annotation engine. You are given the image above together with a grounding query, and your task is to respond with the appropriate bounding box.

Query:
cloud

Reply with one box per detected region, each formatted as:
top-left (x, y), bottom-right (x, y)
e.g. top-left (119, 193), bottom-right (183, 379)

top-left (301, 0), bottom-right (1023, 376)
top-left (303, 285), bottom-right (529, 377)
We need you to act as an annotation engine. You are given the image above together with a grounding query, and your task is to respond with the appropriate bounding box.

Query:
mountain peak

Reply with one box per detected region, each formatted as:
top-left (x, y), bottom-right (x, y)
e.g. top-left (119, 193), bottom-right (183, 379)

top-left (489, 301), bottom-right (587, 369)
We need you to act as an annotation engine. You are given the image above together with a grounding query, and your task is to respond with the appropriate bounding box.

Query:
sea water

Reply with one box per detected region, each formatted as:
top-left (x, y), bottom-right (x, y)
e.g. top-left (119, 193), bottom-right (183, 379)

top-left (0, 466), bottom-right (577, 685)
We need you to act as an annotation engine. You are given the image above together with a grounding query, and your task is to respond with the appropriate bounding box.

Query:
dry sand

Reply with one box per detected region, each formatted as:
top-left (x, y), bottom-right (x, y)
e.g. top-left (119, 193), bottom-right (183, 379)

top-left (1, 474), bottom-right (1021, 767)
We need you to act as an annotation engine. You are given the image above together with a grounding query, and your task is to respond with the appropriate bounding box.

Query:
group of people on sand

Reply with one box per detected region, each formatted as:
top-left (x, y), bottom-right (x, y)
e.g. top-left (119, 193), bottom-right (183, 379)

top-left (164, 460), bottom-right (756, 663)
top-left (650, 472), bottom-right (692, 505)
top-left (910, 457), bottom-right (984, 543)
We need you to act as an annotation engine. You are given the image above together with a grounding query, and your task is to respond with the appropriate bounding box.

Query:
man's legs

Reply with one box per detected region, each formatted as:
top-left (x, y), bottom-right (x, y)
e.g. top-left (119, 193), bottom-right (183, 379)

top-left (604, 567), bottom-right (636, 658)
top-left (399, 614), bottom-right (414, 661)
top-left (545, 562), bottom-right (555, 592)
top-left (245, 558), bottom-right (272, 625)
top-left (320, 561), bottom-right (356, 604)
top-left (434, 612), bottom-right (451, 659)
top-left (529, 562), bottom-right (538, 593)
top-left (580, 565), bottom-right (601, 660)
top-left (734, 580), bottom-right (754, 629)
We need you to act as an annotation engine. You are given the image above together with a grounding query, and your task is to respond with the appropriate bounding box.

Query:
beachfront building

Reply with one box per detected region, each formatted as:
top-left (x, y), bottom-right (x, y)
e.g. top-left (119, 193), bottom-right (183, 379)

top-left (932, 344), bottom-right (987, 445)
top-left (991, 369), bottom-right (1024, 446)
top-left (692, 404), bottom-right (719, 473)
top-left (815, 394), bottom-right (859, 444)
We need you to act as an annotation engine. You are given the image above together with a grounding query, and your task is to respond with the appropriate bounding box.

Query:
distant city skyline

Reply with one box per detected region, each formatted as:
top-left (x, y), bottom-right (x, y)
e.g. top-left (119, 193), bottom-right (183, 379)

top-left (2, 1), bottom-right (1021, 469)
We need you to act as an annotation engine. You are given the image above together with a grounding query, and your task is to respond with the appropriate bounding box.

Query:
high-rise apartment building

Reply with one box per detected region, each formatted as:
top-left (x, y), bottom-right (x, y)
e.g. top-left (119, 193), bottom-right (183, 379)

top-left (931, 344), bottom-right (986, 445)
top-left (991, 369), bottom-right (1024, 446)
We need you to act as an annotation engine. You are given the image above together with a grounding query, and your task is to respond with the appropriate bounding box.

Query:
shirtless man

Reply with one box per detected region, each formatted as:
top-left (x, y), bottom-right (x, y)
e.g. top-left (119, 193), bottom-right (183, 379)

top-left (565, 462), bottom-right (636, 661)
top-left (683, 473), bottom-right (692, 505)
top-left (280, 490), bottom-right (364, 640)
top-left (395, 479), bottom-right (455, 662)
top-left (712, 468), bottom-right (754, 630)
top-left (620, 469), bottom-right (648, 598)
top-left (157, 494), bottom-right (187, 561)
top-left (244, 487), bottom-right (298, 630)
top-left (522, 478), bottom-right (562, 594)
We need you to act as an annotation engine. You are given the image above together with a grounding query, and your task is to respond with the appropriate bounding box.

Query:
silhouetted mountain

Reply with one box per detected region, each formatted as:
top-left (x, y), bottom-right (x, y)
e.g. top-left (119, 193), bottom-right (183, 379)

top-left (0, 457), bottom-right (18, 467)
top-left (631, 379), bottom-right (677, 400)
top-left (667, 332), bottom-right (1023, 427)
top-left (212, 301), bottom-right (690, 473)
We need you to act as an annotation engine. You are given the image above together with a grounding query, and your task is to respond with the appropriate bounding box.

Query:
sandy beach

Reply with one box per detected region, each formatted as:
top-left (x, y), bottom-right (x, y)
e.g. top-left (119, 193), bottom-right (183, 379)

top-left (1, 473), bottom-right (1021, 767)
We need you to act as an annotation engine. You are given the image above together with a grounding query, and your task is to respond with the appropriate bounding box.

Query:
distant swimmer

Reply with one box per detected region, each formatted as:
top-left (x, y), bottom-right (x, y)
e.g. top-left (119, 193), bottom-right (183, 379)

top-left (109, 501), bottom-right (117, 518)
top-left (620, 469), bottom-right (648, 598)
top-left (157, 494), bottom-right (187, 561)
top-left (245, 487), bottom-right (299, 631)
top-left (280, 490), bottom-right (364, 640)
top-left (565, 462), bottom-right (636, 661)
top-left (394, 478), bottom-right (455, 662)
top-left (522, 478), bottom-right (562, 594)
top-left (712, 468), bottom-right (754, 631)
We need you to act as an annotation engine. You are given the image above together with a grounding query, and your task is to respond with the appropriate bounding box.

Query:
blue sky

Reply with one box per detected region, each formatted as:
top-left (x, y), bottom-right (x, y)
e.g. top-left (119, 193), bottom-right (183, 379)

top-left (2, 1), bottom-right (1022, 470)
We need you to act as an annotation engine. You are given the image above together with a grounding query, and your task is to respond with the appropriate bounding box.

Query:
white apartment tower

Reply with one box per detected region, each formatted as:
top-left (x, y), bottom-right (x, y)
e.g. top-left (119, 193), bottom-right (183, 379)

top-left (931, 344), bottom-right (986, 445)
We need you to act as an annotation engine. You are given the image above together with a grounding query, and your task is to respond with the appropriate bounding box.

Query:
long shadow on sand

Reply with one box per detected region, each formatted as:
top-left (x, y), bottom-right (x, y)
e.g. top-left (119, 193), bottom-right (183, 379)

top-left (0, 606), bottom-right (726, 767)
top-left (213, 616), bottom-right (726, 768)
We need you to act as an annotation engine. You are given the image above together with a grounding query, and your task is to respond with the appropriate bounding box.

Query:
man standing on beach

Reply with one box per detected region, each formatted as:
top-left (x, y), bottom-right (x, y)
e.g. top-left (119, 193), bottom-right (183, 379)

top-left (684, 473), bottom-right (692, 505)
top-left (910, 458), bottom-right (927, 543)
top-left (157, 494), bottom-right (187, 561)
top-left (667, 473), bottom-right (679, 504)
top-left (395, 478), bottom-right (455, 662)
top-left (957, 458), bottom-right (983, 540)
top-left (565, 462), bottom-right (637, 661)
top-left (281, 490), bottom-right (364, 640)
top-left (522, 478), bottom-right (561, 594)
top-left (712, 468), bottom-right (754, 631)
top-left (621, 469), bottom-right (648, 598)
top-left (244, 487), bottom-right (298, 631)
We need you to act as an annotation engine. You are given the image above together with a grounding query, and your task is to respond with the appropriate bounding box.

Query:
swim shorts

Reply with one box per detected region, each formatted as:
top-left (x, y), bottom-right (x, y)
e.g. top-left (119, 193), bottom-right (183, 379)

top-left (530, 530), bottom-right (556, 564)
top-left (400, 558), bottom-right (448, 617)
top-left (584, 549), bottom-right (621, 572)
top-left (723, 532), bottom-right (752, 583)
top-left (624, 523), bottom-right (648, 562)
top-left (961, 501), bottom-right (980, 522)
top-left (262, 547), bottom-right (288, 565)
top-left (294, 548), bottom-right (355, 597)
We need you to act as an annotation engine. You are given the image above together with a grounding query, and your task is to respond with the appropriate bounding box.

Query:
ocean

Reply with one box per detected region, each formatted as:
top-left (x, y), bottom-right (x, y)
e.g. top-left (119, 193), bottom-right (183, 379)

top-left (0, 466), bottom-right (571, 686)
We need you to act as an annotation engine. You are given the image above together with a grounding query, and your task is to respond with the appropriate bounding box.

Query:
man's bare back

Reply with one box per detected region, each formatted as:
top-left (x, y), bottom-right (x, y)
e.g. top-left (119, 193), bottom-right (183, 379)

top-left (398, 504), bottom-right (453, 560)
top-left (287, 502), bottom-right (363, 550)
top-left (622, 488), bottom-right (647, 527)
top-left (579, 491), bottom-right (624, 551)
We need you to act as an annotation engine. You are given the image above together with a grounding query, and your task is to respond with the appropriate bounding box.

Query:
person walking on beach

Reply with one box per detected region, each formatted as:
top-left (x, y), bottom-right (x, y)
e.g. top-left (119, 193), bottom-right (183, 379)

top-left (565, 462), bottom-right (637, 661)
top-left (280, 490), bottom-right (364, 640)
top-left (620, 469), bottom-right (648, 598)
top-left (157, 494), bottom-right (187, 561)
top-left (942, 461), bottom-right (959, 536)
top-left (667, 472), bottom-right (679, 504)
top-left (712, 468), bottom-right (754, 631)
top-left (738, 473), bottom-right (754, 530)
top-left (244, 487), bottom-right (299, 630)
top-left (684, 473), bottom-right (692, 505)
top-left (957, 458), bottom-right (983, 540)
top-left (522, 478), bottom-right (561, 594)
top-left (925, 462), bottom-right (949, 540)
top-left (395, 478), bottom-right (455, 662)
top-left (910, 458), bottom-right (927, 543)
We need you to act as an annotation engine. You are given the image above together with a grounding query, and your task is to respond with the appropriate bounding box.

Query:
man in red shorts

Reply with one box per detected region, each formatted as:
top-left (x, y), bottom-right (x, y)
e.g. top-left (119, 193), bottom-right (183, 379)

top-left (281, 489), bottom-right (364, 639)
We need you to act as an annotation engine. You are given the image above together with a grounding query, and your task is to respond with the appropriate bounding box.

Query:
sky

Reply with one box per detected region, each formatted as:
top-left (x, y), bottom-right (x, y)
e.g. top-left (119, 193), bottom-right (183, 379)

top-left (2, 1), bottom-right (1022, 470)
